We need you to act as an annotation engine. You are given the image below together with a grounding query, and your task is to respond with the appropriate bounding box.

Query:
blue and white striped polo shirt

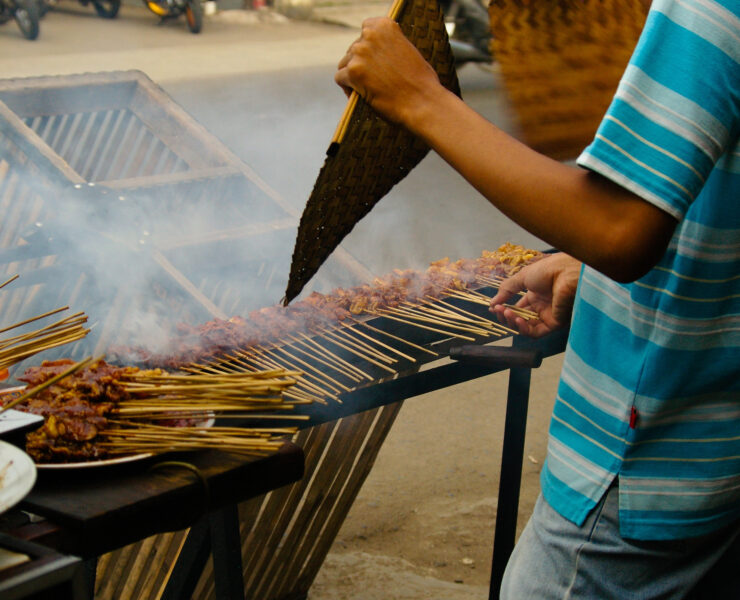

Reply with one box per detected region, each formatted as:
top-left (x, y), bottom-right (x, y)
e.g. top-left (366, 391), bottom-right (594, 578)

top-left (541, 0), bottom-right (740, 540)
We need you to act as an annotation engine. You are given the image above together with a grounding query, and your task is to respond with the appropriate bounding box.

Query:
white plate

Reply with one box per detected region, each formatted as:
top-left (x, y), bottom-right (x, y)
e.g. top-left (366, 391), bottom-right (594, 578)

top-left (0, 440), bottom-right (37, 514)
top-left (36, 452), bottom-right (154, 471)
top-left (0, 409), bottom-right (45, 437)
top-left (35, 416), bottom-right (216, 470)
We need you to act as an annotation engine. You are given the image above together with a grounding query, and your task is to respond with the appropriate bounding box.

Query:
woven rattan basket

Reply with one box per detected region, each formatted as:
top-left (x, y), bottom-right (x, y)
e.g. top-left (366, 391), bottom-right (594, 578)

top-left (489, 0), bottom-right (650, 160)
top-left (283, 0), bottom-right (460, 304)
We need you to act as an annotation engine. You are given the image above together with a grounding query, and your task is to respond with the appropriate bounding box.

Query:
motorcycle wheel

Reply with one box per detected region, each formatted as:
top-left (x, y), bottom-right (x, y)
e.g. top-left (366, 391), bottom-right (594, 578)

top-left (92, 0), bottom-right (120, 18)
top-left (13, 0), bottom-right (40, 40)
top-left (184, 0), bottom-right (202, 33)
top-left (35, 0), bottom-right (49, 17)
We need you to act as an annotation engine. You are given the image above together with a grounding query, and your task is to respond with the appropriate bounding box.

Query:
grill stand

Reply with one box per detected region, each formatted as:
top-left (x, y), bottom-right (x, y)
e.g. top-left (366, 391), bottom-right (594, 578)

top-left (450, 331), bottom-right (568, 600)
top-left (152, 329), bottom-right (566, 600)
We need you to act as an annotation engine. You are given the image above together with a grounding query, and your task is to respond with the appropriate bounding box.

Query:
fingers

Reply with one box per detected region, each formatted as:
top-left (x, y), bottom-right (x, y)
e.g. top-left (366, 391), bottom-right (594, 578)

top-left (334, 69), bottom-right (354, 98)
top-left (488, 270), bottom-right (526, 311)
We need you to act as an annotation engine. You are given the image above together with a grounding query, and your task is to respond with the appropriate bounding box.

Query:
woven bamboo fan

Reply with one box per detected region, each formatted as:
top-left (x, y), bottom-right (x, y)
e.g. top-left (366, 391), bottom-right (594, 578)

top-left (489, 0), bottom-right (650, 160)
top-left (283, 0), bottom-right (460, 305)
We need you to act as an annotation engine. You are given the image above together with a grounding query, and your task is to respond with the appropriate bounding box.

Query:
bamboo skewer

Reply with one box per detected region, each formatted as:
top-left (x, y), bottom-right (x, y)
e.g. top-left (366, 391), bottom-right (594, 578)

top-left (294, 331), bottom-right (374, 381)
top-left (280, 335), bottom-right (362, 383)
top-left (382, 305), bottom-right (493, 337)
top-left (225, 350), bottom-right (332, 405)
top-left (418, 297), bottom-right (514, 335)
top-left (502, 304), bottom-right (540, 320)
top-left (0, 274), bottom-right (19, 290)
top-left (219, 352), bottom-right (325, 404)
top-left (339, 322), bottom-right (417, 362)
top-left (444, 287), bottom-right (539, 323)
top-left (280, 336), bottom-right (362, 382)
top-left (367, 309), bottom-right (477, 342)
top-left (322, 327), bottom-right (396, 364)
top-left (441, 290), bottom-right (519, 334)
top-left (264, 345), bottom-right (351, 394)
top-left (0, 314), bottom-right (87, 349)
top-left (476, 274), bottom-right (506, 288)
top-left (317, 330), bottom-right (396, 374)
top-left (0, 309), bottom-right (90, 370)
top-left (99, 420), bottom-right (298, 456)
top-left (249, 350), bottom-right (336, 403)
top-left (445, 287), bottom-right (491, 303)
top-left (352, 319), bottom-right (438, 356)
top-left (0, 306), bottom-right (71, 335)
top-left (287, 333), bottom-right (371, 382)
top-left (407, 303), bottom-right (508, 337)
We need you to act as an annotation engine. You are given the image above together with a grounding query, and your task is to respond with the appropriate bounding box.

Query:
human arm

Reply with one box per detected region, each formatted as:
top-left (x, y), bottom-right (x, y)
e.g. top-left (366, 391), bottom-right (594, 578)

top-left (335, 18), bottom-right (678, 283)
top-left (488, 253), bottom-right (581, 338)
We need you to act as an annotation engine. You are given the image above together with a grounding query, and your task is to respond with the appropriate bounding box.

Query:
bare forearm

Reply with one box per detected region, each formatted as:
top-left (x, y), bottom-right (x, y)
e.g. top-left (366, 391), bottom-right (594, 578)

top-left (335, 18), bottom-right (677, 281)
top-left (405, 86), bottom-right (676, 281)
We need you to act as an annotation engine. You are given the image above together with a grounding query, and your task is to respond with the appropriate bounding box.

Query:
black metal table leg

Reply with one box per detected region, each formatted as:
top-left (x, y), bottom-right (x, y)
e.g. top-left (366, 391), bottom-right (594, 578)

top-left (82, 557), bottom-right (97, 600)
top-left (160, 516), bottom-right (211, 600)
top-left (160, 505), bottom-right (246, 600)
top-left (209, 504), bottom-right (245, 600)
top-left (488, 361), bottom-right (532, 600)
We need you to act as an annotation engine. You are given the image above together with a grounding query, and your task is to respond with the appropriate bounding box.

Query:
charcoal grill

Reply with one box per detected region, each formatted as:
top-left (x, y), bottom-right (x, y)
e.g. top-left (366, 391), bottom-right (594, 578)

top-left (0, 71), bottom-right (566, 600)
top-left (0, 71), bottom-right (373, 363)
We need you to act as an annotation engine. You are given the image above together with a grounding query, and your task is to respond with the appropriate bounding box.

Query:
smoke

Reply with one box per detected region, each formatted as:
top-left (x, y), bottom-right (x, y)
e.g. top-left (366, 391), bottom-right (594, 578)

top-left (0, 66), bottom-right (543, 373)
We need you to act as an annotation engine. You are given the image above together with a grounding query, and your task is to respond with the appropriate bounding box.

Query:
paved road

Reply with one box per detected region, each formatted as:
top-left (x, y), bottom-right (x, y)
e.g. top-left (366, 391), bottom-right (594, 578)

top-left (1, 2), bottom-right (544, 291)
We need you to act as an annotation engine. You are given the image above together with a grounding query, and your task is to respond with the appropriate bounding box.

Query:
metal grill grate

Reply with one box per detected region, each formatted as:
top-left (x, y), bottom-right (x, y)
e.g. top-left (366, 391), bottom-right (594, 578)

top-left (23, 109), bottom-right (188, 182)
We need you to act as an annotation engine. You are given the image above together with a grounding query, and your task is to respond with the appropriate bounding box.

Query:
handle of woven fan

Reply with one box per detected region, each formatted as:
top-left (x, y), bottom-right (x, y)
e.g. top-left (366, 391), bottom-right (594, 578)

top-left (449, 345), bottom-right (543, 369)
top-left (327, 0), bottom-right (408, 157)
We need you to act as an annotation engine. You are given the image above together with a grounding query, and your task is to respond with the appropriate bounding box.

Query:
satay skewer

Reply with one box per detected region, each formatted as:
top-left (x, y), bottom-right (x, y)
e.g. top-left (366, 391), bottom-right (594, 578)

top-left (249, 354), bottom-right (335, 403)
top-left (0, 355), bottom-right (98, 414)
top-left (383, 305), bottom-right (494, 337)
top-left (317, 330), bottom-right (397, 374)
top-left (476, 274), bottom-right (507, 287)
top-left (446, 286), bottom-right (540, 321)
top-left (501, 304), bottom-right (540, 320)
top-left (288, 333), bottom-right (372, 381)
top-left (280, 336), bottom-right (362, 383)
top-left (294, 331), bottom-right (375, 380)
top-left (265, 345), bottom-right (351, 394)
top-left (352, 320), bottom-right (438, 357)
top-left (252, 344), bottom-right (345, 396)
top-left (367, 309), bottom-right (477, 342)
top-left (407, 303), bottom-right (508, 337)
top-left (224, 351), bottom-right (332, 404)
top-left (339, 322), bottom-right (417, 362)
top-left (322, 327), bottom-right (397, 364)
top-left (417, 297), bottom-right (515, 335)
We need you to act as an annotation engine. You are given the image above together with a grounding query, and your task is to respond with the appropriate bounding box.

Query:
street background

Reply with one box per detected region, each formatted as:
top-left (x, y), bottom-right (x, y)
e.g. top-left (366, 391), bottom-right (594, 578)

top-left (1, 3), bottom-right (562, 598)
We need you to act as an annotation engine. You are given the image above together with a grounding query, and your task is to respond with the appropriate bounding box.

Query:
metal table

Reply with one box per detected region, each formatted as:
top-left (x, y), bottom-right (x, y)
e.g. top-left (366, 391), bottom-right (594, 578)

top-left (4, 443), bottom-right (304, 600)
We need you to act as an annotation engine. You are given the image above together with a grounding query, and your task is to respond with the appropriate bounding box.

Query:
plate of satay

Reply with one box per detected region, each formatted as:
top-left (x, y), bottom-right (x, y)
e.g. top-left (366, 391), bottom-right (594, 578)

top-left (0, 357), bottom-right (303, 470)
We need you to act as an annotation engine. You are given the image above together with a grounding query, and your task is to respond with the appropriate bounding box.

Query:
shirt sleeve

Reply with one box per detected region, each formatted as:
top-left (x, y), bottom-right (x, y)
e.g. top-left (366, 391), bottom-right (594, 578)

top-left (576, 0), bottom-right (740, 221)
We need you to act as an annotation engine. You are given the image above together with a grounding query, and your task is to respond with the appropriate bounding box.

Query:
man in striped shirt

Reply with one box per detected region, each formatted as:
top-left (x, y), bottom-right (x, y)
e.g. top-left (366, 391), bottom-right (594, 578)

top-left (336, 0), bottom-right (738, 596)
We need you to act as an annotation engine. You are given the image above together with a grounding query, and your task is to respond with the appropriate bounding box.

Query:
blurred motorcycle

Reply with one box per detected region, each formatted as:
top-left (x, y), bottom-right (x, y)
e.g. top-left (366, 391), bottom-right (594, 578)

top-left (144, 0), bottom-right (203, 34)
top-left (0, 0), bottom-right (40, 39)
top-left (41, 0), bottom-right (201, 33)
top-left (83, 0), bottom-right (120, 18)
top-left (37, 0), bottom-right (120, 18)
top-left (441, 0), bottom-right (493, 67)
